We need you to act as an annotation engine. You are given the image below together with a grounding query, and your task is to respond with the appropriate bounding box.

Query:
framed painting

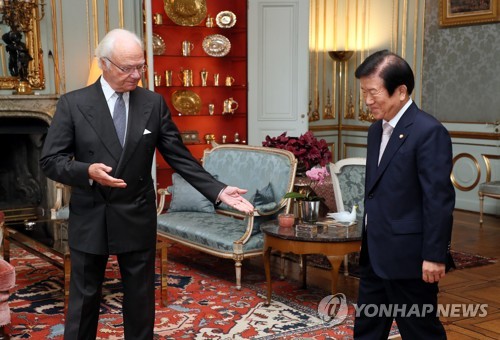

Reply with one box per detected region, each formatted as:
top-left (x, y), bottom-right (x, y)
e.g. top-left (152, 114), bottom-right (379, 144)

top-left (440, 0), bottom-right (500, 27)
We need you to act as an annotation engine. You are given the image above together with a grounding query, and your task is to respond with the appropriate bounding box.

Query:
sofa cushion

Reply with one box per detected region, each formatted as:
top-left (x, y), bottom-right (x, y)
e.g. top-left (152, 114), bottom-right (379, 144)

top-left (203, 147), bottom-right (293, 214)
top-left (54, 206), bottom-right (70, 220)
top-left (246, 182), bottom-right (279, 235)
top-left (157, 212), bottom-right (264, 253)
top-left (168, 173), bottom-right (215, 213)
top-left (252, 182), bottom-right (278, 213)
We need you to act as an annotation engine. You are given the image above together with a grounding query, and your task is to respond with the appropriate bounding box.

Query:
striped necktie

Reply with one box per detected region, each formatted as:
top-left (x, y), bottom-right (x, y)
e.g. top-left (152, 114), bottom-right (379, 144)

top-left (113, 92), bottom-right (126, 147)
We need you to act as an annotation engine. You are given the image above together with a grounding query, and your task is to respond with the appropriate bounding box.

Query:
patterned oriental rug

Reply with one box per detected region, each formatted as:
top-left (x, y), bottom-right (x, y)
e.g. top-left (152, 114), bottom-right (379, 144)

top-left (5, 243), bottom-right (494, 339)
top-left (6, 243), bottom-right (399, 340)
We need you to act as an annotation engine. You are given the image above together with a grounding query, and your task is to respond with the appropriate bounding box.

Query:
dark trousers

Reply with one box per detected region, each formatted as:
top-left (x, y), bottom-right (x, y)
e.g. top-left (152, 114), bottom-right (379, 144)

top-left (353, 258), bottom-right (446, 340)
top-left (64, 247), bottom-right (156, 340)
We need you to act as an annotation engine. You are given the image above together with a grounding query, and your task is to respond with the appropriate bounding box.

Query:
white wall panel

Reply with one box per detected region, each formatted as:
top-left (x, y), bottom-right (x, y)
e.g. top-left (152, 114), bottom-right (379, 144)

top-left (248, 0), bottom-right (309, 145)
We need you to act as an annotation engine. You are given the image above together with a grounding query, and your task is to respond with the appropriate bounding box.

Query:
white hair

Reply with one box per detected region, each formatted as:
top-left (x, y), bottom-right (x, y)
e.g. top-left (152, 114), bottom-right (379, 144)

top-left (95, 29), bottom-right (143, 70)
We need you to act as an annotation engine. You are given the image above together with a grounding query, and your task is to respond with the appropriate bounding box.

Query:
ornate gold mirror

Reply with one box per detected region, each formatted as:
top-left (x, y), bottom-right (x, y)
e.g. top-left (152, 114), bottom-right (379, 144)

top-left (0, 0), bottom-right (45, 93)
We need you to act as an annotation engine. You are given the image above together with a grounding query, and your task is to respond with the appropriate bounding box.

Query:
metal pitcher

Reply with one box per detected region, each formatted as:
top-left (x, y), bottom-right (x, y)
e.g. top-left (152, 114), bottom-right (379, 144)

top-left (178, 69), bottom-right (193, 87)
top-left (222, 97), bottom-right (238, 115)
top-left (225, 76), bottom-right (235, 86)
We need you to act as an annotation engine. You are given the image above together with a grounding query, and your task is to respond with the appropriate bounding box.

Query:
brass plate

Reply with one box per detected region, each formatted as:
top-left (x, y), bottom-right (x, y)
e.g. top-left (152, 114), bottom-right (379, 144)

top-left (202, 34), bottom-right (231, 57)
top-left (164, 0), bottom-right (207, 26)
top-left (171, 90), bottom-right (202, 115)
top-left (216, 10), bottom-right (237, 28)
top-left (152, 33), bottom-right (166, 55)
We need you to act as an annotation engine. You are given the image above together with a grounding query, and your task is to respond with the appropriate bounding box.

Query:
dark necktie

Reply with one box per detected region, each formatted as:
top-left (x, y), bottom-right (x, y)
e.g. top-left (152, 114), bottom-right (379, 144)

top-left (113, 92), bottom-right (126, 147)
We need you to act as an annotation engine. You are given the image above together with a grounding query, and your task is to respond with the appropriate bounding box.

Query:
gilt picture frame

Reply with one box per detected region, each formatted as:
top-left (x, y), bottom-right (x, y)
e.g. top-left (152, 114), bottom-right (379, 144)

top-left (0, 5), bottom-right (45, 90)
top-left (440, 0), bottom-right (500, 27)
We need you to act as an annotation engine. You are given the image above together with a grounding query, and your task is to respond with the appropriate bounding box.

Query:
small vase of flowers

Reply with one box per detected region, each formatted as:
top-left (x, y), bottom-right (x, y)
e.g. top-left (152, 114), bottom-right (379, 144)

top-left (283, 166), bottom-right (329, 222)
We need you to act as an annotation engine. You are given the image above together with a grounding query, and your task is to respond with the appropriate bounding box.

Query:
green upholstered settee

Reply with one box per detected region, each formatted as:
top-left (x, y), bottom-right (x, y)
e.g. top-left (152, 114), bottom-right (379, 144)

top-left (156, 144), bottom-right (297, 289)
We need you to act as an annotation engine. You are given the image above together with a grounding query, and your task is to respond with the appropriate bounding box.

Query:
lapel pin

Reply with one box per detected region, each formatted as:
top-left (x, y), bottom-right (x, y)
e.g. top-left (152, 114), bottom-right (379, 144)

top-left (399, 134), bottom-right (404, 139)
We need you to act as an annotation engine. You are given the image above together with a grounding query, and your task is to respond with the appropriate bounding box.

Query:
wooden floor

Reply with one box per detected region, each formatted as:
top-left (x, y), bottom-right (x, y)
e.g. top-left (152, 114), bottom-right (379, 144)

top-left (437, 210), bottom-right (500, 339)
top-left (272, 210), bottom-right (500, 339)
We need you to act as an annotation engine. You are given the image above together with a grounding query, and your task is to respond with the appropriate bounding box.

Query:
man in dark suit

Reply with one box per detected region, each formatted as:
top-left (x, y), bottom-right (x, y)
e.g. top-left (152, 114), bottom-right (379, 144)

top-left (353, 50), bottom-right (455, 339)
top-left (40, 29), bottom-right (253, 340)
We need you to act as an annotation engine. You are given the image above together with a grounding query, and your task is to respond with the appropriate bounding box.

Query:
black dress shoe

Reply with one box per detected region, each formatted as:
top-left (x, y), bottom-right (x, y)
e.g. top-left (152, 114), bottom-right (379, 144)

top-left (0, 326), bottom-right (10, 340)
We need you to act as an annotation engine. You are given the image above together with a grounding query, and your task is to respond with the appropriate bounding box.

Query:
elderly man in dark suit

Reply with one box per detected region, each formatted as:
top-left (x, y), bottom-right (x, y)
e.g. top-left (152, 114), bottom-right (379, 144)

top-left (40, 28), bottom-right (253, 340)
top-left (353, 50), bottom-right (455, 339)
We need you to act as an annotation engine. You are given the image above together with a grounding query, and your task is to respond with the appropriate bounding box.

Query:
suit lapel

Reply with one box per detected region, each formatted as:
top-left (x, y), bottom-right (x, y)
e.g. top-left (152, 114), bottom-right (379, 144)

top-left (367, 103), bottom-right (417, 193)
top-left (366, 121), bottom-right (382, 193)
top-left (115, 89), bottom-right (154, 175)
top-left (77, 82), bottom-right (123, 162)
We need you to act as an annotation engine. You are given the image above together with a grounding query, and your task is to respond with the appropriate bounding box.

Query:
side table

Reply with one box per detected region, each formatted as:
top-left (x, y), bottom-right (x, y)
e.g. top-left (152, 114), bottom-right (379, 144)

top-left (261, 220), bottom-right (361, 304)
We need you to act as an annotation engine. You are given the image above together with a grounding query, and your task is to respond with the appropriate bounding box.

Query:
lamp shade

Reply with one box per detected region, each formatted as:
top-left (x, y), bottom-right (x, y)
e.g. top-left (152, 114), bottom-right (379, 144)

top-left (87, 57), bottom-right (102, 86)
top-left (87, 57), bottom-right (143, 87)
top-left (328, 51), bottom-right (354, 62)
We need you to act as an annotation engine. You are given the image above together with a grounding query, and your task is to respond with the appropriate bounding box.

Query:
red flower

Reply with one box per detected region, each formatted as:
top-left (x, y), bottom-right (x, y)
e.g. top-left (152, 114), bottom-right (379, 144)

top-left (262, 131), bottom-right (332, 171)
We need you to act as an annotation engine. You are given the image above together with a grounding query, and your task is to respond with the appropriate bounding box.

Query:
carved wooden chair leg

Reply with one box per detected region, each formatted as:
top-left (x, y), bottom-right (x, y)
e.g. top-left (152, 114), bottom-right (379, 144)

top-left (63, 253), bottom-right (71, 316)
top-left (300, 255), bottom-right (307, 289)
top-left (280, 252), bottom-right (286, 280)
top-left (343, 254), bottom-right (349, 276)
top-left (479, 192), bottom-right (484, 227)
top-left (157, 239), bottom-right (168, 307)
top-left (234, 261), bottom-right (242, 290)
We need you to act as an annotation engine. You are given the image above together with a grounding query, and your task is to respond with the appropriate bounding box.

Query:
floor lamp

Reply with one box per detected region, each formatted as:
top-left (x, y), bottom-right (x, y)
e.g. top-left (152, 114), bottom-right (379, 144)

top-left (328, 51), bottom-right (353, 160)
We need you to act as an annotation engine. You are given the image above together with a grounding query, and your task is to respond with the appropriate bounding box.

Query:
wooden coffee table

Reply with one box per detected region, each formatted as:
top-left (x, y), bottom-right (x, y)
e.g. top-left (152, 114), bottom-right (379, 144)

top-left (261, 220), bottom-right (362, 304)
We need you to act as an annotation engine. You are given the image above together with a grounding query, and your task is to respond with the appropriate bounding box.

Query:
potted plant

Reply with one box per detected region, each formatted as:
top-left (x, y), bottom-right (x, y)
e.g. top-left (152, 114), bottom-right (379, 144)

top-left (284, 166), bottom-right (329, 223)
top-left (262, 131), bottom-right (332, 175)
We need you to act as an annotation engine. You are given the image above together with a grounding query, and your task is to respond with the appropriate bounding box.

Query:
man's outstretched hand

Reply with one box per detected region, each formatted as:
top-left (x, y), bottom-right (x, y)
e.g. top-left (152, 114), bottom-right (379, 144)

top-left (88, 163), bottom-right (127, 188)
top-left (219, 186), bottom-right (254, 214)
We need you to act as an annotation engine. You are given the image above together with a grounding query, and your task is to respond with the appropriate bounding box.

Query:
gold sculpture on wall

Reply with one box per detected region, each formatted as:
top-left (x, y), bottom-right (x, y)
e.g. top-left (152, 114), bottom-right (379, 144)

top-left (358, 104), bottom-right (376, 122)
top-left (323, 88), bottom-right (334, 119)
top-left (309, 93), bottom-right (320, 122)
top-left (345, 91), bottom-right (355, 119)
top-left (0, 0), bottom-right (45, 92)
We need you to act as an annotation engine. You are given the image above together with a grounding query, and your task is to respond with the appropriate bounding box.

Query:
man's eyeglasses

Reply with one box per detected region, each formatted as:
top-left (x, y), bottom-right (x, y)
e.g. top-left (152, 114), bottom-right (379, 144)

top-left (104, 57), bottom-right (147, 74)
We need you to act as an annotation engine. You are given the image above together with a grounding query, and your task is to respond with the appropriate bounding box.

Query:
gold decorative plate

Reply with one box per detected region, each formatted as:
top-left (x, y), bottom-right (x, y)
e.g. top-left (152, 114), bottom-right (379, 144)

top-left (216, 10), bottom-right (237, 28)
top-left (202, 34), bottom-right (231, 57)
top-left (152, 33), bottom-right (166, 55)
top-left (164, 0), bottom-right (207, 26)
top-left (171, 90), bottom-right (202, 115)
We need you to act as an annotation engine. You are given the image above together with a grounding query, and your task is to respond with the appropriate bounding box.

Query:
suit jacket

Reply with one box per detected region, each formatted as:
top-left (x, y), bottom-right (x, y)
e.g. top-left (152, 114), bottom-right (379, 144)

top-left (360, 102), bottom-right (455, 280)
top-left (40, 80), bottom-right (225, 255)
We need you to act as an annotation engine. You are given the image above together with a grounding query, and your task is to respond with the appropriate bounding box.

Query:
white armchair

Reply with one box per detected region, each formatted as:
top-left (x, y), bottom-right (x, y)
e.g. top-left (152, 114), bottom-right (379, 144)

top-left (479, 182), bottom-right (500, 226)
top-left (330, 158), bottom-right (366, 275)
top-left (478, 154), bottom-right (500, 227)
top-left (50, 182), bottom-right (70, 220)
top-left (330, 158), bottom-right (366, 220)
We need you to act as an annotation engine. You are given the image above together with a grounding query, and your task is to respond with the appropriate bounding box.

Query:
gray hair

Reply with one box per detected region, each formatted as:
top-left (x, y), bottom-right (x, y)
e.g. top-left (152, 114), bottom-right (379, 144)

top-left (95, 29), bottom-right (143, 70)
